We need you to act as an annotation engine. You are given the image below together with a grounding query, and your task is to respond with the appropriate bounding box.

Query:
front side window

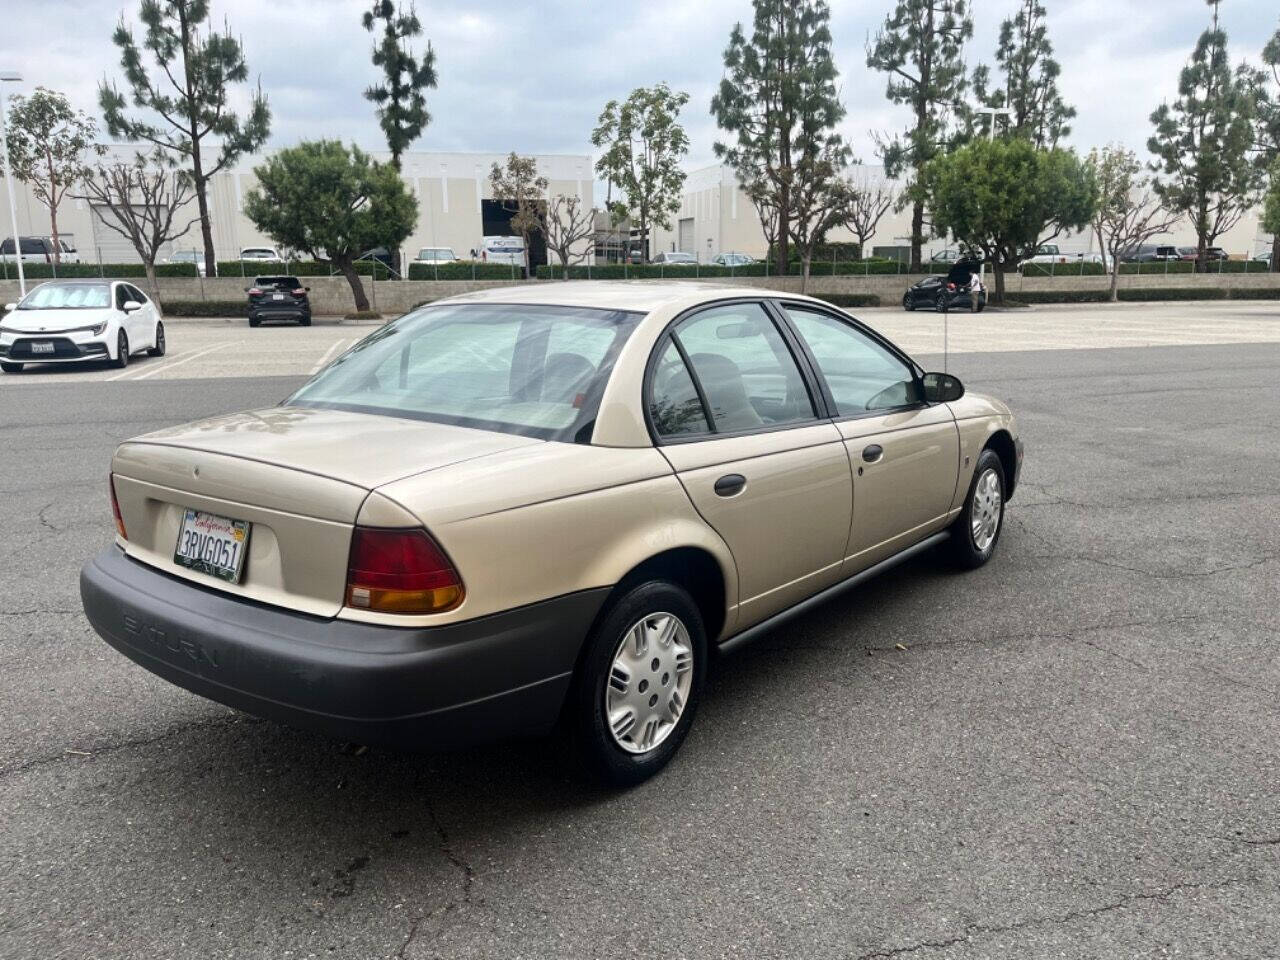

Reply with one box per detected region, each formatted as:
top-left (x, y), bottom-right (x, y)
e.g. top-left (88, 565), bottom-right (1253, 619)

top-left (17, 283), bottom-right (111, 310)
top-left (667, 302), bottom-right (814, 434)
top-left (288, 303), bottom-right (640, 441)
top-left (784, 307), bottom-right (921, 414)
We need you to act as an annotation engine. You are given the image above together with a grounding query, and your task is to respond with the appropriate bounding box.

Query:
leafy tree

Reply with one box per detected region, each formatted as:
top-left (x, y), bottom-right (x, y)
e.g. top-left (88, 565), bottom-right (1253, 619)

top-left (488, 153), bottom-right (547, 279)
top-left (362, 1), bottom-right (437, 171)
top-left (1147, 0), bottom-right (1259, 270)
top-left (3, 88), bottom-right (102, 264)
top-left (1252, 21), bottom-right (1280, 269)
top-left (592, 84), bottom-right (689, 263)
top-left (842, 167), bottom-right (896, 259)
top-left (1086, 145), bottom-right (1181, 301)
top-left (971, 0), bottom-right (1075, 147)
top-left (1262, 161), bottom-right (1280, 250)
top-left (711, 0), bottom-right (849, 278)
top-left (867, 0), bottom-right (973, 271)
top-left (543, 194), bottom-right (598, 278)
top-left (75, 155), bottom-right (197, 303)
top-left (927, 136), bottom-right (1096, 303)
top-left (243, 141), bottom-right (416, 312)
top-left (100, 0), bottom-right (271, 280)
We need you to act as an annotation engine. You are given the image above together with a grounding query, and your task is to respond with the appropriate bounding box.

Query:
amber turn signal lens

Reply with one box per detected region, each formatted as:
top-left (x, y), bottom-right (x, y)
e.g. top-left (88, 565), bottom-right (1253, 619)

top-left (109, 473), bottom-right (127, 540)
top-left (345, 526), bottom-right (463, 614)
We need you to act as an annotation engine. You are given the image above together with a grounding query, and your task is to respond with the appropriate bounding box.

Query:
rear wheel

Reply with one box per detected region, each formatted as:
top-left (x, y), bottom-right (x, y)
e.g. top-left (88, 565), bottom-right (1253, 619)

top-left (902, 293), bottom-right (915, 311)
top-left (568, 581), bottom-right (706, 787)
top-left (147, 321), bottom-right (166, 357)
top-left (935, 292), bottom-right (950, 313)
top-left (299, 315), bottom-right (311, 327)
top-left (0, 361), bottom-right (23, 373)
top-left (248, 317), bottom-right (260, 328)
top-left (948, 449), bottom-right (1005, 569)
top-left (113, 331), bottom-right (129, 369)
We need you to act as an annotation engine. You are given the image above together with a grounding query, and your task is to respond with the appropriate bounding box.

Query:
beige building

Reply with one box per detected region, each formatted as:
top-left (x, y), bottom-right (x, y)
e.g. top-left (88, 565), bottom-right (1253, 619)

top-left (0, 145), bottom-right (593, 268)
top-left (649, 163), bottom-right (1273, 264)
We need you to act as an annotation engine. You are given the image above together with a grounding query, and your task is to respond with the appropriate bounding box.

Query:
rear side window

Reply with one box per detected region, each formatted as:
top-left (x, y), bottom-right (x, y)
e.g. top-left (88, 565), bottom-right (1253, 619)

top-left (649, 338), bottom-right (710, 437)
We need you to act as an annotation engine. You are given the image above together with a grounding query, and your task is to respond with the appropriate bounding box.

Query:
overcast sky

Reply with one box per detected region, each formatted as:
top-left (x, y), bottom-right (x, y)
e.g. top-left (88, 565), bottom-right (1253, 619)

top-left (2, 0), bottom-right (1277, 173)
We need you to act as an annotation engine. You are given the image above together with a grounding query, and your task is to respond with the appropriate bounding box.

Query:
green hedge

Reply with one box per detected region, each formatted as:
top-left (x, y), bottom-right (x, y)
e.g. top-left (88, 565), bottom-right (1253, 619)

top-left (0, 261), bottom-right (198, 279)
top-left (161, 299), bottom-right (248, 316)
top-left (1021, 259), bottom-right (1276, 277)
top-left (1008, 286), bottom-right (1280, 304)
top-left (408, 260), bottom-right (524, 280)
top-left (214, 260), bottom-right (396, 280)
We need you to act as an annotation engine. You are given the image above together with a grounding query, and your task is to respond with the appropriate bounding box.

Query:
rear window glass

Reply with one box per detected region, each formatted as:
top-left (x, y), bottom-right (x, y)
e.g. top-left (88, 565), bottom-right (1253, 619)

top-left (19, 283), bottom-right (111, 309)
top-left (288, 303), bottom-right (641, 441)
top-left (255, 277), bottom-right (301, 289)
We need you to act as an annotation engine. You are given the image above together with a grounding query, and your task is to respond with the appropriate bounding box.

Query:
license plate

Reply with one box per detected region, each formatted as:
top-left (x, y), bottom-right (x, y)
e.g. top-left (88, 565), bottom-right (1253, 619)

top-left (173, 509), bottom-right (251, 583)
top-left (272, 293), bottom-right (284, 300)
top-left (30, 341), bottom-right (55, 354)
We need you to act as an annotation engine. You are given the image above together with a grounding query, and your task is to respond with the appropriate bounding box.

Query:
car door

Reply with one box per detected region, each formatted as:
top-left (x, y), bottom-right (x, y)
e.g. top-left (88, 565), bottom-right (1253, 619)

top-left (779, 303), bottom-right (961, 574)
top-left (648, 300), bottom-right (853, 631)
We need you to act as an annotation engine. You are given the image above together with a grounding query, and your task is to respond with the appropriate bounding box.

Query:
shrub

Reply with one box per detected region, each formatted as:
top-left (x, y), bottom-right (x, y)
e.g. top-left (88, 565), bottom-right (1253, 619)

top-left (407, 260), bottom-right (523, 280)
top-left (2, 261), bottom-right (198, 279)
top-left (160, 299), bottom-right (247, 316)
top-left (344, 310), bottom-right (383, 320)
top-left (215, 260), bottom-right (396, 280)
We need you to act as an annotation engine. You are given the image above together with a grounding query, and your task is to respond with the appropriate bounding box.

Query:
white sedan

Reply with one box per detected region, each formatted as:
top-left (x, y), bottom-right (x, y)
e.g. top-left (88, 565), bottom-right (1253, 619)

top-left (0, 280), bottom-right (165, 373)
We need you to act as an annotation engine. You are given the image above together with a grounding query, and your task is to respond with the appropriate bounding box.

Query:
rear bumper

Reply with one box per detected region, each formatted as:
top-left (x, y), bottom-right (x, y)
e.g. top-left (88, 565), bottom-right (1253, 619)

top-left (80, 546), bottom-right (608, 749)
top-left (249, 306), bottom-right (310, 321)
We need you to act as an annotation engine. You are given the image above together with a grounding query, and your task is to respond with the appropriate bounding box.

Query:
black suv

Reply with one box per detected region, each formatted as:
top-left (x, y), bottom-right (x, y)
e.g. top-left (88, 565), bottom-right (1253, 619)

top-left (246, 276), bottom-right (311, 327)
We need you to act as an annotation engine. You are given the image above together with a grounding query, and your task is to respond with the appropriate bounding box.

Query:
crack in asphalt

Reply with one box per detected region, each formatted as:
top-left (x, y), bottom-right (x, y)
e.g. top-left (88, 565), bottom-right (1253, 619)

top-left (395, 801), bottom-right (478, 957)
top-left (851, 876), bottom-right (1260, 959)
top-left (0, 714), bottom-right (265, 779)
top-left (37, 502), bottom-right (60, 533)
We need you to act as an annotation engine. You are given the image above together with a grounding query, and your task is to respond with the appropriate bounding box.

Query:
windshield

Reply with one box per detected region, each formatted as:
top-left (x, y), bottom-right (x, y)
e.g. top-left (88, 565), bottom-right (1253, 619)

top-left (18, 283), bottom-right (111, 310)
top-left (287, 303), bottom-right (642, 441)
top-left (418, 248), bottom-right (455, 260)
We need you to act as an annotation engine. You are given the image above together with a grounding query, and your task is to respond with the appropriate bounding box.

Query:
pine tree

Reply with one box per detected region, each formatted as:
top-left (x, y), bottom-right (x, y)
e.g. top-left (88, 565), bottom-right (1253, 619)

top-left (100, 0), bottom-right (271, 281)
top-left (1148, 0), bottom-right (1259, 269)
top-left (1255, 21), bottom-right (1280, 269)
top-left (866, 0), bottom-right (973, 272)
top-left (711, 0), bottom-right (850, 278)
top-left (362, 0), bottom-right (437, 171)
top-left (971, 0), bottom-right (1075, 147)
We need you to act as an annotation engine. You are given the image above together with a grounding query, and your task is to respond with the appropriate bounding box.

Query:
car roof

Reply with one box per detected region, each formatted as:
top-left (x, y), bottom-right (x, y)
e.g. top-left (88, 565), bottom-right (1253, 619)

top-left (433, 280), bottom-right (827, 314)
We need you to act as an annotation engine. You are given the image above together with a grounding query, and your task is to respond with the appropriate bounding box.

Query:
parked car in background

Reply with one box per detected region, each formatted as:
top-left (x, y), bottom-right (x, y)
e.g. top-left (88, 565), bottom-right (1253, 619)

top-left (929, 249), bottom-right (964, 265)
top-left (1204, 247), bottom-right (1229, 262)
top-left (1022, 244), bottom-right (1070, 265)
top-left (476, 236), bottom-right (526, 266)
top-left (79, 281), bottom-right (1022, 785)
top-left (902, 275), bottom-right (986, 312)
top-left (652, 251), bottom-right (697, 266)
top-left (1, 236), bottom-right (57, 264)
top-left (712, 253), bottom-right (754, 267)
top-left (239, 247), bottom-right (283, 263)
top-left (414, 247), bottom-right (459, 264)
top-left (51, 238), bottom-right (80, 263)
top-left (1176, 246), bottom-right (1199, 261)
top-left (167, 249), bottom-right (207, 277)
top-left (246, 276), bottom-right (311, 327)
top-left (0, 279), bottom-right (165, 372)
top-left (1124, 244), bottom-right (1183, 263)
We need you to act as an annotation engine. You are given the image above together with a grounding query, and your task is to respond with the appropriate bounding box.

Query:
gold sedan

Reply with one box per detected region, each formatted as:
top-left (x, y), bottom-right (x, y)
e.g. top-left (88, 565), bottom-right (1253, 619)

top-left (80, 282), bottom-right (1022, 785)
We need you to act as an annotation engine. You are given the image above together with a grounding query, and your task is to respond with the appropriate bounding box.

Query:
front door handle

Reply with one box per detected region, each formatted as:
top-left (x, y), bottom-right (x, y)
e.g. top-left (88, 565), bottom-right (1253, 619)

top-left (862, 444), bottom-right (884, 463)
top-left (714, 473), bottom-right (747, 497)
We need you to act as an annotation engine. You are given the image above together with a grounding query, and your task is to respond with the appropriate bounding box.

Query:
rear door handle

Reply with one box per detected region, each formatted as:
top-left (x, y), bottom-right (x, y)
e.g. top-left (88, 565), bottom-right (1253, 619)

top-left (862, 444), bottom-right (884, 463)
top-left (714, 474), bottom-right (747, 497)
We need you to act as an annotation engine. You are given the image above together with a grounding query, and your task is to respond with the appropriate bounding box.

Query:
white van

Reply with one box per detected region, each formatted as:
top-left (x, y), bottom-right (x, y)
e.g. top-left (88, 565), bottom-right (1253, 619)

top-left (476, 236), bottom-right (525, 266)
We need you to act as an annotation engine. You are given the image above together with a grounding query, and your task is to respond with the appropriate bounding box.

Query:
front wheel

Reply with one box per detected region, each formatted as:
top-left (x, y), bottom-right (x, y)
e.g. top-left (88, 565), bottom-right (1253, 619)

top-left (948, 449), bottom-right (1006, 569)
top-left (147, 321), bottom-right (166, 357)
top-left (935, 292), bottom-right (950, 313)
top-left (568, 581), bottom-right (706, 787)
top-left (903, 293), bottom-right (915, 311)
top-left (113, 331), bottom-right (129, 369)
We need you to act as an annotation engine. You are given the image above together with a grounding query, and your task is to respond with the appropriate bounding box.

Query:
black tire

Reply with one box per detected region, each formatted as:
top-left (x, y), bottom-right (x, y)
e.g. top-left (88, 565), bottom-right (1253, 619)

top-left (935, 292), bottom-right (949, 313)
top-left (299, 316), bottom-right (311, 327)
top-left (0, 361), bottom-right (23, 373)
top-left (903, 293), bottom-right (915, 311)
top-left (248, 317), bottom-right (260, 328)
top-left (948, 448), bottom-right (1006, 569)
top-left (113, 331), bottom-right (129, 369)
top-left (147, 321), bottom-right (166, 357)
top-left (568, 580), bottom-right (707, 787)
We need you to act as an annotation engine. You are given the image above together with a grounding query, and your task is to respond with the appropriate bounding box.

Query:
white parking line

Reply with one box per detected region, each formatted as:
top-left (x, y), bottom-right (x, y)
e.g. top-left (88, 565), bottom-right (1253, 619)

top-left (119, 341), bottom-right (238, 381)
top-left (310, 338), bottom-right (350, 375)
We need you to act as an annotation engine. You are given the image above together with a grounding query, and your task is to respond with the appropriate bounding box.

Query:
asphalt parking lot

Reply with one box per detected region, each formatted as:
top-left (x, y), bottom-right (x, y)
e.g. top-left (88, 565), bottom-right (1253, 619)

top-left (1, 302), bottom-right (1278, 958)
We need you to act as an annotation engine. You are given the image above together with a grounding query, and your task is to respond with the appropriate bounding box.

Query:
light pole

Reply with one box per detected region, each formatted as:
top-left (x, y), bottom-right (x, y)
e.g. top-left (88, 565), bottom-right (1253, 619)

top-left (0, 71), bottom-right (25, 298)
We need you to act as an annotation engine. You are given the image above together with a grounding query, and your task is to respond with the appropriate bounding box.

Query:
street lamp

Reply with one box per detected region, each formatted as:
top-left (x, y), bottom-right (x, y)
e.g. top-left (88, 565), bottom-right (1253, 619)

top-left (0, 71), bottom-right (25, 298)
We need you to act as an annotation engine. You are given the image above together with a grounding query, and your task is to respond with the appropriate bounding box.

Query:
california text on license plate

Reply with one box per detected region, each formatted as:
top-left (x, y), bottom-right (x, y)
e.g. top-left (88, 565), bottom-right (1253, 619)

top-left (174, 509), bottom-right (251, 583)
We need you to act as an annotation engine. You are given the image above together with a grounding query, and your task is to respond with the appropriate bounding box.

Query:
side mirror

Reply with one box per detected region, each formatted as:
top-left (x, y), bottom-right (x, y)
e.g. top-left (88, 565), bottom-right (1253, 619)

top-left (922, 371), bottom-right (964, 403)
top-left (243, 287), bottom-right (251, 292)
top-left (3, 303), bottom-right (15, 312)
top-left (122, 300), bottom-right (143, 313)
top-left (304, 286), bottom-right (311, 292)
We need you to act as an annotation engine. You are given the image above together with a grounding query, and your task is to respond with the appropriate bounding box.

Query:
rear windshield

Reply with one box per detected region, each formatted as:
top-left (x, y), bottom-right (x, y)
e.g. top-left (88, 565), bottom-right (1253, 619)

top-left (254, 276), bottom-right (301, 289)
top-left (287, 303), bottom-right (641, 442)
top-left (18, 283), bottom-right (111, 310)
top-left (242, 249), bottom-right (275, 257)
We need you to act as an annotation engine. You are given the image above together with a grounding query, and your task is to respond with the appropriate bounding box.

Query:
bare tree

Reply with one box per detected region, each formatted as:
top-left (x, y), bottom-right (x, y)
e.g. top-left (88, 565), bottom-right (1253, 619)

top-left (789, 148), bottom-right (858, 292)
top-left (543, 194), bottom-right (598, 279)
top-left (75, 156), bottom-right (198, 304)
top-left (843, 169), bottom-right (896, 258)
top-left (1087, 145), bottom-right (1181, 302)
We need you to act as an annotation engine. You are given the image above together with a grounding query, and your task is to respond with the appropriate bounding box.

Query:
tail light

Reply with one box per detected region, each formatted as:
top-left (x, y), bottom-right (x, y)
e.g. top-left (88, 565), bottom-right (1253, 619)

top-left (345, 527), bottom-right (463, 614)
top-left (247, 287), bottom-right (263, 296)
top-left (109, 473), bottom-right (126, 539)
top-left (292, 288), bottom-right (306, 296)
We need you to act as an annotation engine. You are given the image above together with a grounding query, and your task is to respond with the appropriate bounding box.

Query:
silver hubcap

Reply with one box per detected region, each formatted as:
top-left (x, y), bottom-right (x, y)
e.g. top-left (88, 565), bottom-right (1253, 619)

top-left (606, 612), bottom-right (694, 754)
top-left (970, 467), bottom-right (1002, 553)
